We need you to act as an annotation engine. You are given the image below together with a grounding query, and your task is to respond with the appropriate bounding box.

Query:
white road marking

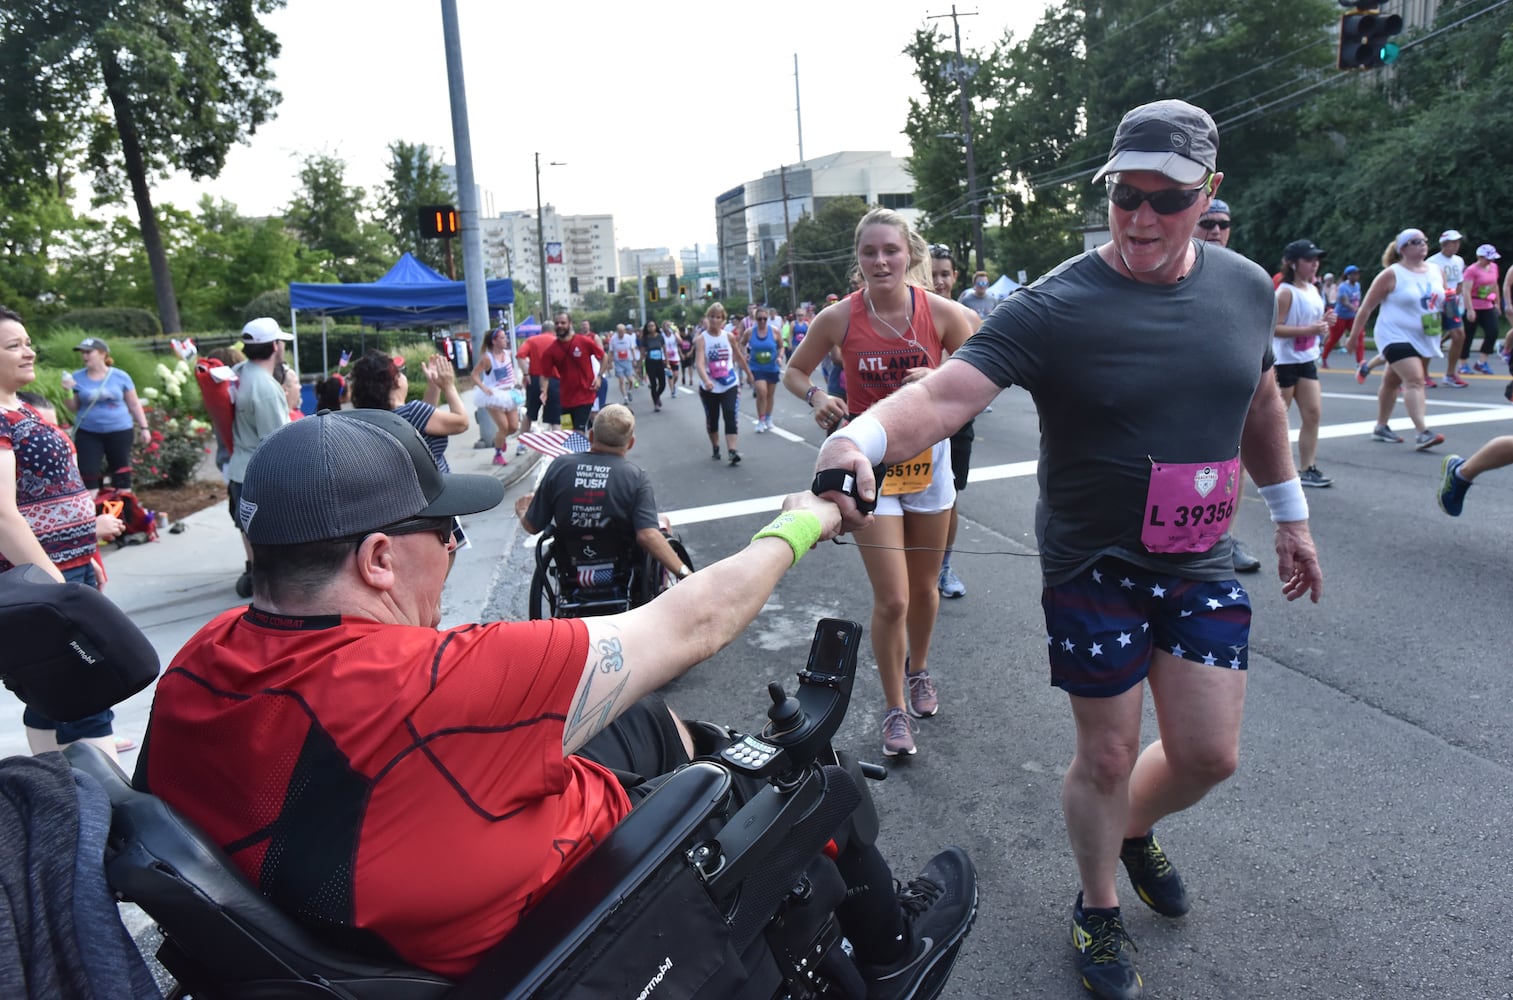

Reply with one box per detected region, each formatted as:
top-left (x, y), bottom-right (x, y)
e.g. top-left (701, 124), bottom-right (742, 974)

top-left (532, 403), bottom-right (1513, 536)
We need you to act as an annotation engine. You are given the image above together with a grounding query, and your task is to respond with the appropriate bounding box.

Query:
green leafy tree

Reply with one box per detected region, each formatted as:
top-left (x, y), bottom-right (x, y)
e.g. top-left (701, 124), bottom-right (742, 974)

top-left (173, 196), bottom-right (329, 328)
top-left (380, 141), bottom-right (455, 274)
top-left (285, 152), bottom-right (393, 283)
top-left (0, 1), bottom-right (284, 333)
top-left (767, 196), bottom-right (868, 307)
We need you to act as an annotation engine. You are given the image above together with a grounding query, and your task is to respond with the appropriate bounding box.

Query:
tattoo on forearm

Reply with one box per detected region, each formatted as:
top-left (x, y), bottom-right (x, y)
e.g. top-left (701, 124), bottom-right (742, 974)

top-left (564, 637), bottom-right (629, 748)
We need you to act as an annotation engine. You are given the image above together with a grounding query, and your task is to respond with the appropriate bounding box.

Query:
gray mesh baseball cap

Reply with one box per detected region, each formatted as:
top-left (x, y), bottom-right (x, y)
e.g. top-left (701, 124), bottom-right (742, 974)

top-left (1092, 100), bottom-right (1219, 186)
top-left (237, 409), bottom-right (503, 545)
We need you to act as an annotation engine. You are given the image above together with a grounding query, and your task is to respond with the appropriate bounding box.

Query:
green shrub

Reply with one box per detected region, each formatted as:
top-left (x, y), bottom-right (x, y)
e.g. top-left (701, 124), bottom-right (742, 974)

top-left (33, 327), bottom-right (161, 400)
top-left (132, 358), bottom-right (211, 488)
top-left (54, 307), bottom-right (161, 338)
top-left (243, 289), bottom-right (291, 327)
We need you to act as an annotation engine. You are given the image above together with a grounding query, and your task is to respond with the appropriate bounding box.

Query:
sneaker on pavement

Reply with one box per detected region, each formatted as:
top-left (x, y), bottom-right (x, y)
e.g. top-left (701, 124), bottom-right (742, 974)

top-left (1438, 454), bottom-right (1470, 516)
top-left (728, 449), bottom-right (741, 466)
top-left (907, 668), bottom-right (939, 718)
top-left (1505, 381), bottom-right (1513, 403)
top-left (857, 847), bottom-right (978, 1000)
top-left (1299, 465), bottom-right (1332, 488)
top-left (1458, 364), bottom-right (1473, 375)
top-left (1231, 540), bottom-right (1261, 573)
top-left (1355, 362), bottom-right (1371, 384)
top-left (1072, 893), bottom-right (1142, 1000)
top-left (515, 442), bottom-right (527, 456)
top-left (1423, 376), bottom-right (1438, 388)
top-left (1371, 425), bottom-right (1404, 444)
top-left (711, 446), bottom-right (721, 460)
top-left (1120, 832), bottom-right (1190, 917)
top-left (1415, 430), bottom-right (1445, 451)
top-left (881, 707), bottom-right (918, 757)
top-left (1474, 361), bottom-right (1494, 374)
top-left (1445, 375), bottom-right (1469, 387)
top-left (938, 564), bottom-right (966, 598)
top-left (492, 451), bottom-right (509, 467)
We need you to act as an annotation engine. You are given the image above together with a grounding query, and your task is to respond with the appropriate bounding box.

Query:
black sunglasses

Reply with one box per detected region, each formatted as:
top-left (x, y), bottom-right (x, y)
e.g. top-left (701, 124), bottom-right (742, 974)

top-left (1197, 219), bottom-right (1232, 231)
top-left (1106, 179), bottom-right (1209, 216)
top-left (337, 516), bottom-right (453, 548)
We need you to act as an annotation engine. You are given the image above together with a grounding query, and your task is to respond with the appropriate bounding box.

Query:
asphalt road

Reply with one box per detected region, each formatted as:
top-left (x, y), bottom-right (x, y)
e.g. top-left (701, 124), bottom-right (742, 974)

top-left (8, 359), bottom-right (1508, 999)
top-left (487, 364), bottom-right (1513, 1000)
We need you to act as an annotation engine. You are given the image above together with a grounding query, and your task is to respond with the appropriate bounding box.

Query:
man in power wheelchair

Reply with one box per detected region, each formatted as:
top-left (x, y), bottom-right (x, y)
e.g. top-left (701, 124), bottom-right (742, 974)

top-left (10, 408), bottom-right (976, 998)
top-left (515, 403), bottom-right (694, 619)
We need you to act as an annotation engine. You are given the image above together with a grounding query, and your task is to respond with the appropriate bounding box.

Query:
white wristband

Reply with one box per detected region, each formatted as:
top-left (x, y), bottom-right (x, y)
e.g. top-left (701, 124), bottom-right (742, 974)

top-left (829, 414), bottom-right (888, 465)
top-left (1257, 478), bottom-right (1308, 523)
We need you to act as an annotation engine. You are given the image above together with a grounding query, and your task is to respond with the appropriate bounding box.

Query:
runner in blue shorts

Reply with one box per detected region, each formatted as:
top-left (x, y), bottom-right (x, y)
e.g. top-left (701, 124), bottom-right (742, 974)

top-left (815, 100), bottom-right (1325, 1000)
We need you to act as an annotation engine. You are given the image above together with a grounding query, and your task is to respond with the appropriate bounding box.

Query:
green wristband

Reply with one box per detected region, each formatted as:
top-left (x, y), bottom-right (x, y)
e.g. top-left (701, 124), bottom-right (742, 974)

top-left (752, 510), bottom-right (823, 566)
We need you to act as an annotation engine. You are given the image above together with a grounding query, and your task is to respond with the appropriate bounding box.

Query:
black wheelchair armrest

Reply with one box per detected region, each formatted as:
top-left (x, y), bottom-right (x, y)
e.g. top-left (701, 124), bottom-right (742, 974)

top-left (452, 760), bottom-right (733, 999)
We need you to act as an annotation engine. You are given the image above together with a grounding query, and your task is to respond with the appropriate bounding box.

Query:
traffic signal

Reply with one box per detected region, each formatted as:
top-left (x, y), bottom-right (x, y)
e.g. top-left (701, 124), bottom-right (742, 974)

top-left (569, 276), bottom-right (579, 294)
top-left (648, 283), bottom-right (659, 302)
top-left (678, 284), bottom-right (688, 300)
top-left (1337, 4), bottom-right (1403, 69)
top-left (704, 283), bottom-right (714, 299)
top-left (417, 204), bottom-right (458, 238)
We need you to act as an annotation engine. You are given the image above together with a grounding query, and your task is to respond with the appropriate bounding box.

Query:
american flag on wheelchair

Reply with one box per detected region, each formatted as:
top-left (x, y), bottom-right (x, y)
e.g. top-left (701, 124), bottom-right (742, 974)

top-left (518, 430), bottom-right (591, 458)
top-left (576, 562), bottom-right (617, 590)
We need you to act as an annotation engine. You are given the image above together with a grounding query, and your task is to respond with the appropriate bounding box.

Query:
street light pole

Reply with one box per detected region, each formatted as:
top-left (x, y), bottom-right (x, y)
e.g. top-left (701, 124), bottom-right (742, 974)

top-left (535, 152), bottom-right (550, 323)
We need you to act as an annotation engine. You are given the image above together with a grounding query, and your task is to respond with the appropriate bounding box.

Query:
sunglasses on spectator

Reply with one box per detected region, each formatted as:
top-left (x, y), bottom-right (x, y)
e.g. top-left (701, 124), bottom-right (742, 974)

top-left (1106, 179), bottom-right (1209, 215)
top-left (337, 516), bottom-right (455, 549)
top-left (1404, 238), bottom-right (1428, 246)
top-left (1197, 219), bottom-right (1232, 231)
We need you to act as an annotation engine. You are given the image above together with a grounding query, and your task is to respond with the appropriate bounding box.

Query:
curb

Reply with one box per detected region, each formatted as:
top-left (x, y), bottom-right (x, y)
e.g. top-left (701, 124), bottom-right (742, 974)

top-left (482, 447), bottom-right (542, 489)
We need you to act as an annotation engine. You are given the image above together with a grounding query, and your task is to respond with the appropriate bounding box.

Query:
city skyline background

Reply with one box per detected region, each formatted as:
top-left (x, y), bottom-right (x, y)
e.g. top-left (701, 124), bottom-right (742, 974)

top-left (150, 0), bottom-right (1052, 252)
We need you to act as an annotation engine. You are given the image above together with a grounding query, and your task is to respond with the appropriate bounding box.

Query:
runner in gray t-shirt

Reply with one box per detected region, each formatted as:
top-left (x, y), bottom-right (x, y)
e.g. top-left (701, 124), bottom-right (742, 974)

top-left (812, 100), bottom-right (1324, 1000)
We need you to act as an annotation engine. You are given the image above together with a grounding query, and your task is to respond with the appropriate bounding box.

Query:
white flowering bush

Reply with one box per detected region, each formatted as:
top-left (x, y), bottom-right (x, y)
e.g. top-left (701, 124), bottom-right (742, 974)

top-left (132, 359), bottom-right (210, 487)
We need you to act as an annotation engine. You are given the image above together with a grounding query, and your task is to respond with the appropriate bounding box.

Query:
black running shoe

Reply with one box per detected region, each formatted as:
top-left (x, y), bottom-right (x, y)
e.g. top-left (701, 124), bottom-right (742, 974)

top-left (1072, 893), bottom-right (1142, 999)
top-left (1119, 832), bottom-right (1190, 917)
top-left (856, 847), bottom-right (978, 1000)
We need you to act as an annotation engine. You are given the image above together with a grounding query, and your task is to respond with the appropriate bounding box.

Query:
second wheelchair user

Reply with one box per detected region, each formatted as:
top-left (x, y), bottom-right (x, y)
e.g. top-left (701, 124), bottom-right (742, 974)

top-left (132, 408), bottom-right (977, 994)
top-left (513, 403), bottom-right (690, 581)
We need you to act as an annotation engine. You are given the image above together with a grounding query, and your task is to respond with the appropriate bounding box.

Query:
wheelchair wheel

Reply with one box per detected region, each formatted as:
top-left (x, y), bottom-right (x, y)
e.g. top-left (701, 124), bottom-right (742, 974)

top-left (635, 537), bottom-right (695, 608)
top-left (528, 538), bottom-right (558, 620)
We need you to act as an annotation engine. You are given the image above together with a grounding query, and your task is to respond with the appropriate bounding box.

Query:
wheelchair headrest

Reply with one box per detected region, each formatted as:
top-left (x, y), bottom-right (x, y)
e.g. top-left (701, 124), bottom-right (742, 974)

top-left (0, 563), bottom-right (160, 720)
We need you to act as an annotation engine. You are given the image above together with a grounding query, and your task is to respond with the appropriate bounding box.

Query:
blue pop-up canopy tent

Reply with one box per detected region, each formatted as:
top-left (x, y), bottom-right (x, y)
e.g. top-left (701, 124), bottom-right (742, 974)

top-left (288, 253), bottom-right (515, 371)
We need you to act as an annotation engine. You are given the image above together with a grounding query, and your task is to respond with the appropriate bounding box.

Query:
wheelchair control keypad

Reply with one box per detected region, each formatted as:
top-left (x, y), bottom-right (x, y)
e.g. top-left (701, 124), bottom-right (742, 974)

top-left (721, 734), bottom-right (783, 776)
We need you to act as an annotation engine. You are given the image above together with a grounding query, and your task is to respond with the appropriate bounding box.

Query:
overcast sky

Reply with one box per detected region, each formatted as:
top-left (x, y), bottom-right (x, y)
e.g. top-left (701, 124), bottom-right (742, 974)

top-left (153, 1), bottom-right (1052, 252)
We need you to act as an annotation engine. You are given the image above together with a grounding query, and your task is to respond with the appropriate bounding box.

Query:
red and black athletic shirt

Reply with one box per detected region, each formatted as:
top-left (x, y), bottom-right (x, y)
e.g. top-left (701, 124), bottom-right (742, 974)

top-left (136, 607), bottom-right (629, 978)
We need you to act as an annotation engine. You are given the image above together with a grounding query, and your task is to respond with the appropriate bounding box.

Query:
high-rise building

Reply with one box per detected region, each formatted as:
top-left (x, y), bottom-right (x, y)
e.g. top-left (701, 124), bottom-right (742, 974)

top-left (479, 207), bottom-right (617, 312)
top-left (714, 151), bottom-right (918, 300)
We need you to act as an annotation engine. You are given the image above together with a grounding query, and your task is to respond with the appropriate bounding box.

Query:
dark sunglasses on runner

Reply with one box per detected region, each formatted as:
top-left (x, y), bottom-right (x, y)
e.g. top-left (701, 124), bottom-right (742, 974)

top-left (1196, 219), bottom-right (1232, 231)
top-left (1106, 179), bottom-right (1209, 216)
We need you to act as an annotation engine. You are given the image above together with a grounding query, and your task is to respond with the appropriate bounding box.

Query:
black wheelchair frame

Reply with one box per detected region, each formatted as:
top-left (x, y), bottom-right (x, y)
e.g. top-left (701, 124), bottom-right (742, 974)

top-left (527, 524), bottom-right (694, 620)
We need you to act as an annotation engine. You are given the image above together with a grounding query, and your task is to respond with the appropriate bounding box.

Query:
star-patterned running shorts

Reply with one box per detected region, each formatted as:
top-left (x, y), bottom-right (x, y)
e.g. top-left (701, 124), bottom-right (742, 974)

top-left (1041, 556), bottom-right (1252, 697)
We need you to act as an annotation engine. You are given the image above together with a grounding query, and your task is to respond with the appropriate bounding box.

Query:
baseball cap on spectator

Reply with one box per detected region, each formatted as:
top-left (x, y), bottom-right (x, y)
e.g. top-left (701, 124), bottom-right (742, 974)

top-left (1343, 264), bottom-right (1360, 275)
top-left (1091, 99), bottom-right (1219, 186)
top-left (74, 337), bottom-right (109, 353)
top-left (1283, 239), bottom-right (1325, 261)
top-left (1476, 244), bottom-right (1500, 260)
top-left (1439, 230), bottom-right (1464, 243)
top-left (1201, 198), bottom-right (1230, 217)
top-left (242, 316), bottom-right (293, 343)
top-left (237, 409), bottom-right (503, 545)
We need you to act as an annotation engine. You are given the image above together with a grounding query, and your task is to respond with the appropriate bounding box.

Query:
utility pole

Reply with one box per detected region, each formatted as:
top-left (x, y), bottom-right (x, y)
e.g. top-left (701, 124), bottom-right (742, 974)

top-left (440, 0), bottom-right (488, 350)
top-left (534, 153), bottom-right (564, 322)
top-left (780, 164), bottom-right (798, 314)
top-left (929, 5), bottom-right (983, 272)
top-left (793, 54), bottom-right (805, 164)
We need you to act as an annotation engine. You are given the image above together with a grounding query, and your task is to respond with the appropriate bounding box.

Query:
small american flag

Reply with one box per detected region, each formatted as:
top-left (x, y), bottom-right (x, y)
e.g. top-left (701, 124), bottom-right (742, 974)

top-left (576, 563), bottom-right (616, 589)
top-left (519, 430), bottom-right (591, 458)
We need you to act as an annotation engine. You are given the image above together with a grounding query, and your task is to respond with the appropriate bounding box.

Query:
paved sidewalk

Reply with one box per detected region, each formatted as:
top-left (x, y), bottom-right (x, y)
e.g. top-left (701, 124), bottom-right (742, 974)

top-left (0, 430), bottom-right (542, 762)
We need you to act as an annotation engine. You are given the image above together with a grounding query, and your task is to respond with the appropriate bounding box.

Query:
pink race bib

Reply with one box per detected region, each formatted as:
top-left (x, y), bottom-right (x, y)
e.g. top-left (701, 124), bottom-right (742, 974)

top-left (1141, 457), bottom-right (1241, 554)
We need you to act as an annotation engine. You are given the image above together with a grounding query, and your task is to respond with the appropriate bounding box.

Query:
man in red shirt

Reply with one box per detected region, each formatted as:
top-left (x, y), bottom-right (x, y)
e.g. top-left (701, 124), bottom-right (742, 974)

top-left (541, 312), bottom-right (604, 431)
top-left (516, 325), bottom-right (562, 445)
top-left (134, 407), bottom-right (978, 991)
